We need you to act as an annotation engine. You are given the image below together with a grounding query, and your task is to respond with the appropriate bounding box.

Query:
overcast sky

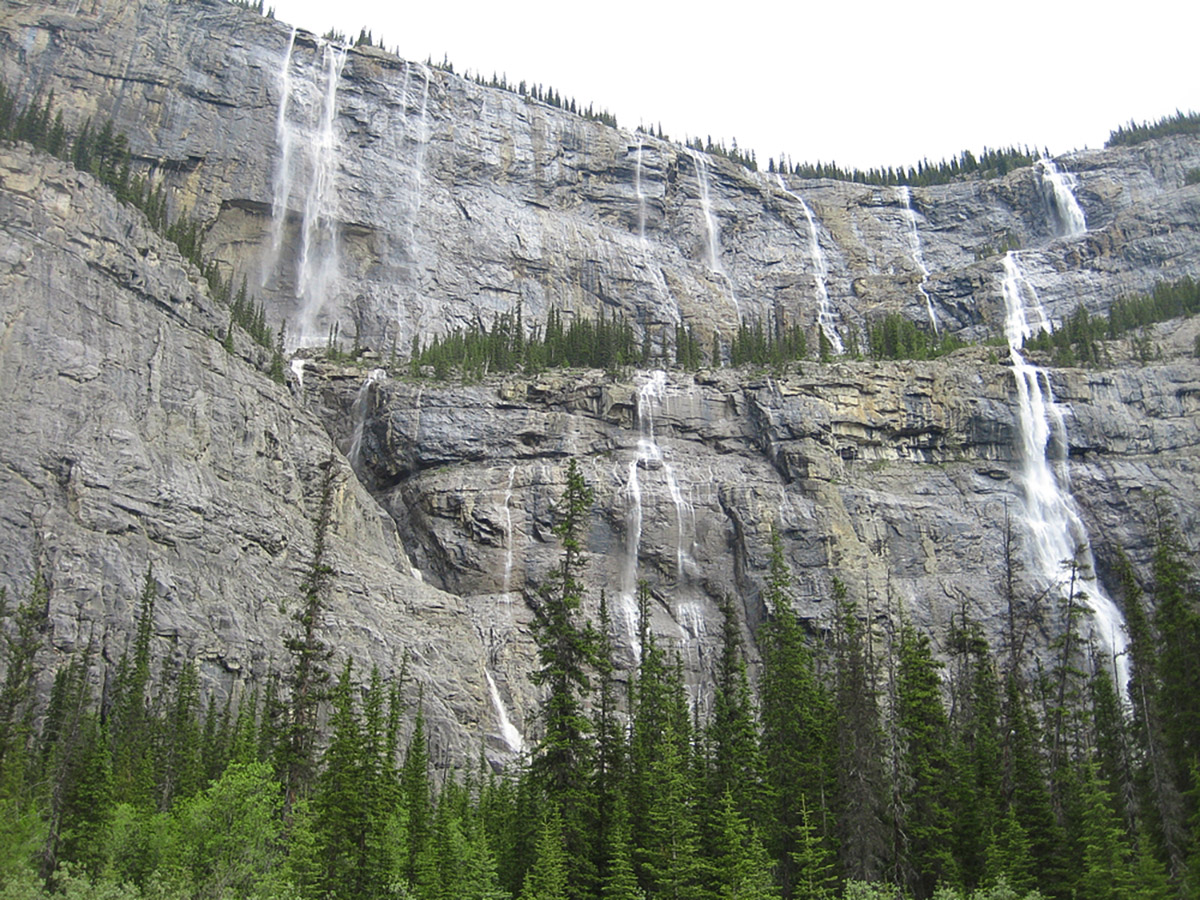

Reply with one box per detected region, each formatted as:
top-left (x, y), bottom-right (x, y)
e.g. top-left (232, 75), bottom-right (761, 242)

top-left (266, 0), bottom-right (1199, 172)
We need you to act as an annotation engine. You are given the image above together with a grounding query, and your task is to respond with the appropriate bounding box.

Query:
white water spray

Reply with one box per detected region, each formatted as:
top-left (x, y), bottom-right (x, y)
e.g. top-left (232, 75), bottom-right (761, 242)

top-left (1037, 157), bottom-right (1087, 238)
top-left (264, 33), bottom-right (348, 348)
top-left (348, 368), bottom-right (387, 469)
top-left (776, 175), bottom-right (843, 354)
top-left (485, 670), bottom-right (524, 754)
top-left (264, 28), bottom-right (298, 280)
top-left (290, 358), bottom-right (307, 395)
top-left (897, 186), bottom-right (939, 333)
top-left (1000, 252), bottom-right (1128, 692)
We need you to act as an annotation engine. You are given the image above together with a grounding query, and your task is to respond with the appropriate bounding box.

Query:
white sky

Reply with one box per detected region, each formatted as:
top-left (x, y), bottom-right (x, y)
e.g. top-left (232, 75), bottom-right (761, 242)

top-left (267, 0), bottom-right (1199, 172)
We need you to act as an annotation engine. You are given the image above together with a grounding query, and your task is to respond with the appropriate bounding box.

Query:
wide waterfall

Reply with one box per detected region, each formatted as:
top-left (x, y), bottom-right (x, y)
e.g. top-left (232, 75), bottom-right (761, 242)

top-left (1001, 252), bottom-right (1129, 691)
top-left (1037, 157), bottom-right (1088, 238)
top-left (263, 32), bottom-right (348, 348)
top-left (897, 186), bottom-right (939, 333)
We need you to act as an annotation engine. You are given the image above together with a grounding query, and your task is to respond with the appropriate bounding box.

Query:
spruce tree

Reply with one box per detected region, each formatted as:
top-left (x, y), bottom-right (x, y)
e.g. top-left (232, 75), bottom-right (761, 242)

top-left (529, 457), bottom-right (600, 900)
top-left (759, 530), bottom-right (835, 895)
top-left (894, 625), bottom-right (958, 897)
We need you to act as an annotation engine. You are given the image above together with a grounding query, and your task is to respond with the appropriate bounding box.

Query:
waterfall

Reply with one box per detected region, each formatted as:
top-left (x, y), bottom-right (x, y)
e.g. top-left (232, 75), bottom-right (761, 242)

top-left (620, 370), bottom-right (695, 656)
top-left (263, 33), bottom-right (348, 348)
top-left (1037, 157), bottom-right (1087, 238)
top-left (634, 140), bottom-right (647, 242)
top-left (1000, 252), bottom-right (1129, 692)
top-left (264, 28), bottom-right (298, 283)
top-left (485, 670), bottom-right (524, 754)
top-left (775, 175), bottom-right (844, 354)
top-left (690, 151), bottom-right (740, 318)
top-left (897, 186), bottom-right (939, 333)
top-left (348, 368), bottom-right (388, 469)
top-left (289, 358), bottom-right (306, 395)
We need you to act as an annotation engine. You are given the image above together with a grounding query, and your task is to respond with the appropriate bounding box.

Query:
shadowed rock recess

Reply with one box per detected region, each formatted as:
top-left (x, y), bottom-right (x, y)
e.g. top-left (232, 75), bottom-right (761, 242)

top-left (2, 0), bottom-right (1199, 765)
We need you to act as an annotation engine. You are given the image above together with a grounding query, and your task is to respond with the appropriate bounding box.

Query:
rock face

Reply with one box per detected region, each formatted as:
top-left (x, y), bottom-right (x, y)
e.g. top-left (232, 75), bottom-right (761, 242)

top-left (4, 0), bottom-right (1200, 354)
top-left (0, 145), bottom-right (509, 765)
top-left (310, 336), bottom-right (1199, 717)
top-left (1, 0), bottom-right (1199, 762)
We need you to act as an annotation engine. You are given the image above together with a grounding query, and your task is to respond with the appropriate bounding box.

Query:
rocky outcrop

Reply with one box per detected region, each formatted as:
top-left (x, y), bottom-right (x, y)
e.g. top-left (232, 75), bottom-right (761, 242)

top-left (306, 323), bottom-right (1199, 710)
top-left (4, 0), bottom-right (1200, 356)
top-left (0, 144), bottom-right (519, 766)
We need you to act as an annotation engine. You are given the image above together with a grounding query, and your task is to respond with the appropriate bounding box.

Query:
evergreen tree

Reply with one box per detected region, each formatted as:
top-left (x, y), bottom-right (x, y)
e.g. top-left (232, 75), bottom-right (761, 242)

top-left (281, 458), bottom-right (337, 811)
top-left (529, 458), bottom-right (600, 900)
top-left (108, 567), bottom-right (158, 810)
top-left (713, 789), bottom-right (780, 900)
top-left (894, 625), bottom-right (958, 897)
top-left (831, 588), bottom-right (888, 883)
top-left (521, 806), bottom-right (569, 900)
top-left (759, 530), bottom-right (835, 896)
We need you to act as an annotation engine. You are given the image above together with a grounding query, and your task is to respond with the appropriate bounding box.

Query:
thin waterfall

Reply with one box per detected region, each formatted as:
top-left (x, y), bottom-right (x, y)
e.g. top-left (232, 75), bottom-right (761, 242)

top-left (1037, 157), bottom-right (1087, 238)
top-left (485, 670), bottom-right (524, 754)
top-left (620, 370), bottom-right (695, 655)
top-left (897, 185), bottom-right (939, 333)
top-left (634, 140), bottom-right (647, 242)
top-left (690, 151), bottom-right (740, 318)
top-left (348, 368), bottom-right (387, 469)
top-left (776, 175), bottom-right (843, 354)
top-left (263, 27), bottom-right (297, 284)
top-left (1000, 252), bottom-right (1129, 692)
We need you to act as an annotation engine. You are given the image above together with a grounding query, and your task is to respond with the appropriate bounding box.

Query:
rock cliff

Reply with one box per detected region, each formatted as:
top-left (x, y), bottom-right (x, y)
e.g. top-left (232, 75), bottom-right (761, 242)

top-left (1, 0), bottom-right (1199, 763)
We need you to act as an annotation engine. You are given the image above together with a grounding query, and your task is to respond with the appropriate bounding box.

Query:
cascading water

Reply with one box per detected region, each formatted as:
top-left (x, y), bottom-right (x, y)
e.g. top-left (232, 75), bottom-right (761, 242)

top-left (690, 151), bottom-right (740, 318)
top-left (348, 368), bottom-right (387, 469)
top-left (289, 358), bottom-right (307, 396)
top-left (485, 670), bottom-right (524, 754)
top-left (634, 140), bottom-right (647, 242)
top-left (775, 175), bottom-right (844, 354)
top-left (264, 28), bottom-right (298, 281)
top-left (897, 186), bottom-right (939, 333)
top-left (620, 371), bottom-right (695, 655)
top-left (1037, 157), bottom-right (1087, 238)
top-left (1000, 252), bottom-right (1129, 692)
top-left (263, 33), bottom-right (348, 348)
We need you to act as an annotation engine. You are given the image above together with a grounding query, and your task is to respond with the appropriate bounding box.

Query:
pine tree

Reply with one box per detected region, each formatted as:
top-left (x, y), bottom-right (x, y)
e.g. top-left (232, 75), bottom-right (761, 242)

top-left (714, 790), bottom-right (781, 900)
top-left (529, 457), bottom-right (600, 899)
top-left (1076, 761), bottom-right (1135, 900)
top-left (790, 794), bottom-right (838, 900)
top-left (521, 806), bottom-right (569, 900)
top-left (707, 597), bottom-right (763, 823)
top-left (831, 588), bottom-right (888, 883)
top-left (281, 458), bottom-right (337, 811)
top-left (894, 625), bottom-right (958, 897)
top-left (108, 566), bottom-right (158, 809)
top-left (759, 529), bottom-right (835, 895)
top-left (0, 576), bottom-right (48, 795)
